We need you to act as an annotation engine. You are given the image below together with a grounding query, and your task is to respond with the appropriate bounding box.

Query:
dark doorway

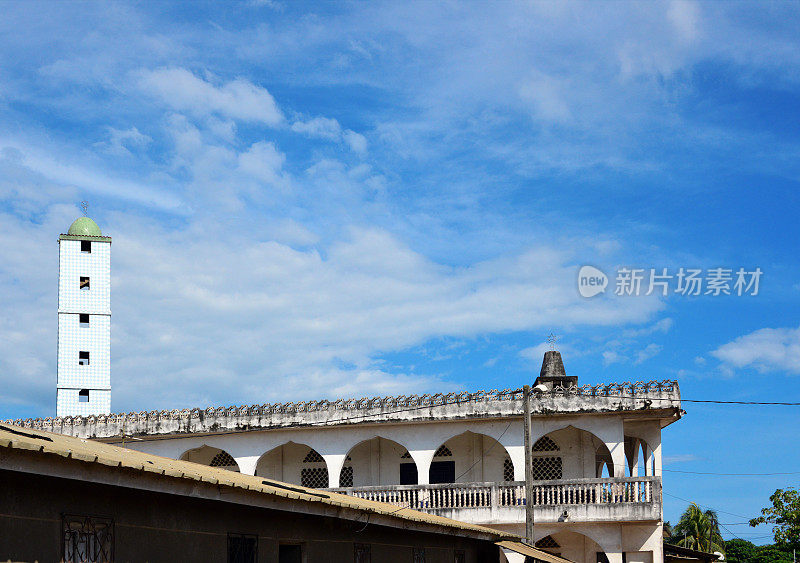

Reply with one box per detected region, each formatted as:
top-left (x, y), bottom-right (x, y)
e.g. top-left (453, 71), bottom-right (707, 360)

top-left (429, 461), bottom-right (455, 484)
top-left (279, 544), bottom-right (302, 563)
top-left (400, 462), bottom-right (418, 485)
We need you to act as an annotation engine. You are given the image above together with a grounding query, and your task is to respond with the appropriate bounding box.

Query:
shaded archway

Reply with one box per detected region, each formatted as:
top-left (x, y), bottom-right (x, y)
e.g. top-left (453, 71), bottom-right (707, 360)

top-left (343, 436), bottom-right (415, 487)
top-left (429, 431), bottom-right (511, 484)
top-left (180, 445), bottom-right (240, 472)
top-left (625, 436), bottom-right (651, 477)
top-left (540, 530), bottom-right (607, 563)
top-left (255, 442), bottom-right (329, 489)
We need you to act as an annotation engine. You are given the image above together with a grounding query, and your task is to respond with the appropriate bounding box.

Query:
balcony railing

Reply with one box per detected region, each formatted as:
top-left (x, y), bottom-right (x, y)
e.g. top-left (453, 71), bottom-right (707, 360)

top-left (330, 476), bottom-right (661, 524)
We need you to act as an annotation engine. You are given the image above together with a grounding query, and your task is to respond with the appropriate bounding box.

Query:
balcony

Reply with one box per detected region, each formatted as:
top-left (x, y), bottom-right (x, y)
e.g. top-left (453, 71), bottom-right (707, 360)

top-left (330, 476), bottom-right (662, 525)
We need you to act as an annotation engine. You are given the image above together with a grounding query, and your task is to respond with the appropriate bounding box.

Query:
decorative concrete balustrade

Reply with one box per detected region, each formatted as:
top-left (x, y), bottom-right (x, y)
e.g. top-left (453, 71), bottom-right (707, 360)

top-left (330, 476), bottom-right (661, 525)
top-left (7, 380), bottom-right (680, 440)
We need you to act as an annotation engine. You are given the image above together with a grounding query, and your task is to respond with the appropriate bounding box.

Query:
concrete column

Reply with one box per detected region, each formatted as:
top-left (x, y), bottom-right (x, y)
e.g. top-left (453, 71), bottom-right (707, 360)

top-left (410, 449), bottom-right (435, 485)
top-left (506, 445), bottom-right (526, 481)
top-left (323, 454), bottom-right (347, 488)
top-left (235, 455), bottom-right (259, 476)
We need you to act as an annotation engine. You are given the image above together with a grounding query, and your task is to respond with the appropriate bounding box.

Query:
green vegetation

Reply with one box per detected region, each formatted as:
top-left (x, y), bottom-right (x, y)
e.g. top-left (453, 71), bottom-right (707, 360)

top-left (669, 503), bottom-right (725, 553)
top-left (750, 488), bottom-right (800, 552)
top-left (724, 539), bottom-right (794, 563)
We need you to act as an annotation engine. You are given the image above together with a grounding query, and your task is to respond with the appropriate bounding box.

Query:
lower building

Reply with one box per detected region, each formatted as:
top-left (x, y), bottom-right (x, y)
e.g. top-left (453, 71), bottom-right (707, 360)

top-left (0, 423), bottom-right (560, 563)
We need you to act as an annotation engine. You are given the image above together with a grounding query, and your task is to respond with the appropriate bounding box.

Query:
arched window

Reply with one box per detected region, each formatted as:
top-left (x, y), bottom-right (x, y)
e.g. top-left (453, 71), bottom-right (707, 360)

top-left (503, 457), bottom-right (515, 482)
top-left (339, 456), bottom-right (353, 488)
top-left (301, 448), bottom-right (328, 489)
top-left (434, 445), bottom-right (452, 457)
top-left (535, 536), bottom-right (561, 556)
top-left (531, 436), bottom-right (562, 480)
top-left (209, 451), bottom-right (237, 469)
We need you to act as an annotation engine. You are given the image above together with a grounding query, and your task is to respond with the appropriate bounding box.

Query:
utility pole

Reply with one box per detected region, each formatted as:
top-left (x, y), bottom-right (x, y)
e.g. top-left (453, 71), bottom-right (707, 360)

top-left (523, 384), bottom-right (534, 543)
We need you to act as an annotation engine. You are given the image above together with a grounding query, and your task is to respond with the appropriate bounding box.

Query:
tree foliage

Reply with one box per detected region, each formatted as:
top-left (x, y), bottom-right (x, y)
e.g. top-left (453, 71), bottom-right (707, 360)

top-left (674, 503), bottom-right (725, 554)
top-left (724, 539), bottom-right (757, 563)
top-left (750, 488), bottom-right (800, 551)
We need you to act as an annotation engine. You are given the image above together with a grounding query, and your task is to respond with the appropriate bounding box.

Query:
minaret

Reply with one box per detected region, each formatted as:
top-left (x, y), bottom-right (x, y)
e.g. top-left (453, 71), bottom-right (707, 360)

top-left (56, 213), bottom-right (111, 417)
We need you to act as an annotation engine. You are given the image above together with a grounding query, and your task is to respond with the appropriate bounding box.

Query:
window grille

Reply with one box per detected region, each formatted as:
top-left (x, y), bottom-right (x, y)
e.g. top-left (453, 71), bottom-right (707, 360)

top-left (62, 514), bottom-right (113, 563)
top-left (400, 451), bottom-right (412, 459)
top-left (454, 551), bottom-right (465, 563)
top-left (532, 436), bottom-right (560, 452)
top-left (228, 534), bottom-right (257, 563)
top-left (210, 451), bottom-right (238, 469)
top-left (354, 543), bottom-right (371, 563)
top-left (413, 547), bottom-right (426, 563)
top-left (340, 465), bottom-right (354, 487)
top-left (303, 450), bottom-right (324, 463)
top-left (433, 445), bottom-right (452, 457)
top-left (531, 456), bottom-right (562, 480)
top-left (535, 536), bottom-right (560, 549)
top-left (301, 466), bottom-right (328, 489)
top-left (503, 458), bottom-right (515, 482)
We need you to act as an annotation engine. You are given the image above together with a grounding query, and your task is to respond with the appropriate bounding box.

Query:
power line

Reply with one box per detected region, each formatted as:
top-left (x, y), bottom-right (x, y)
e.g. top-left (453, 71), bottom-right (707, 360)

top-left (663, 491), bottom-right (751, 520)
top-left (660, 468), bottom-right (800, 476)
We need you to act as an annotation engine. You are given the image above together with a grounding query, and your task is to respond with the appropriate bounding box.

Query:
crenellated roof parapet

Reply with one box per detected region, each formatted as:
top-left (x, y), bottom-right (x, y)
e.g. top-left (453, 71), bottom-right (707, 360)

top-left (8, 380), bottom-right (681, 440)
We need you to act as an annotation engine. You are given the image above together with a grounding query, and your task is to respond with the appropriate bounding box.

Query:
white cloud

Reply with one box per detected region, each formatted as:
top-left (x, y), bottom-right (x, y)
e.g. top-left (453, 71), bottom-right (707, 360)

top-left (237, 141), bottom-right (289, 189)
top-left (667, 0), bottom-right (701, 44)
top-left (634, 343), bottom-right (662, 365)
top-left (292, 117), bottom-right (368, 155)
top-left (0, 139), bottom-right (184, 212)
top-left (291, 117), bottom-right (342, 140)
top-left (99, 126), bottom-right (152, 156)
top-left (712, 326), bottom-right (800, 375)
top-left (137, 68), bottom-right (283, 125)
top-left (343, 130), bottom-right (368, 155)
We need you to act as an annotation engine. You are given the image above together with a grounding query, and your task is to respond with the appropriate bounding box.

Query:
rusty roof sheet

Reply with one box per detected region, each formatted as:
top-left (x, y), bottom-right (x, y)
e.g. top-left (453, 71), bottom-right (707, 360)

top-left (0, 422), bottom-right (517, 539)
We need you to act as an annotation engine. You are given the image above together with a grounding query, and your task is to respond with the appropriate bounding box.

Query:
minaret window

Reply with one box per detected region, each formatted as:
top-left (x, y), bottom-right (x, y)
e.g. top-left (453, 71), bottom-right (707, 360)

top-left (81, 240), bottom-right (91, 253)
top-left (79, 314), bottom-right (89, 327)
top-left (78, 389), bottom-right (89, 402)
top-left (79, 351), bottom-right (90, 366)
top-left (80, 277), bottom-right (90, 290)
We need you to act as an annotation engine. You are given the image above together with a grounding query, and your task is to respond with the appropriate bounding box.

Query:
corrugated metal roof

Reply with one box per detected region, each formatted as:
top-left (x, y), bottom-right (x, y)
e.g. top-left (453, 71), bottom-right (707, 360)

top-left (0, 423), bottom-right (516, 539)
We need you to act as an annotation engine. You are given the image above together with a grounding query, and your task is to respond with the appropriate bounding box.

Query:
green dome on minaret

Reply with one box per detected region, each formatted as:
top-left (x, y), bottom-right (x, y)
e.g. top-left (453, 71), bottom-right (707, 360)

top-left (67, 216), bottom-right (102, 237)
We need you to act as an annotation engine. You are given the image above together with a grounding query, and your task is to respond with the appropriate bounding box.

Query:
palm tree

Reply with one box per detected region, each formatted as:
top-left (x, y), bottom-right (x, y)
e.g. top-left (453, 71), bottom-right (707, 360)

top-left (673, 503), bottom-right (725, 554)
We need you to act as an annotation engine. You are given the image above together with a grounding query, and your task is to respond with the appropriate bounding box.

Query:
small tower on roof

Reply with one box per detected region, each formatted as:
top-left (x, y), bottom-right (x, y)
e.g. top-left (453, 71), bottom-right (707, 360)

top-left (534, 334), bottom-right (578, 391)
top-left (56, 206), bottom-right (112, 417)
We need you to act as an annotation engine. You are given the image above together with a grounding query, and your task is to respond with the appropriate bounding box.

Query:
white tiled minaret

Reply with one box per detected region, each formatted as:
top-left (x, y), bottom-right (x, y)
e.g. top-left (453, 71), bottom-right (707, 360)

top-left (56, 214), bottom-right (111, 417)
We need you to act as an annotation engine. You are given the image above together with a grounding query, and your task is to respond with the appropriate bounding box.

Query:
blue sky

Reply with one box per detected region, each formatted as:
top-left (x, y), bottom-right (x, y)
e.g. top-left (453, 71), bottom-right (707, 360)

top-left (1, 1), bottom-right (799, 543)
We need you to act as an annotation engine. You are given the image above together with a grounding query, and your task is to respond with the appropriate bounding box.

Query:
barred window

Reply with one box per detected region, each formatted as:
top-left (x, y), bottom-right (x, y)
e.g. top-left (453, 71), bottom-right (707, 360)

top-left (503, 458), bottom-right (515, 482)
top-left (531, 456), bottom-right (562, 480)
top-left (354, 543), bottom-right (371, 563)
top-left (532, 436), bottom-right (560, 452)
top-left (434, 445), bottom-right (452, 457)
top-left (400, 451), bottom-right (412, 459)
top-left (228, 534), bottom-right (257, 563)
top-left (62, 514), bottom-right (113, 563)
top-left (454, 551), bottom-right (465, 563)
top-left (340, 465), bottom-right (354, 487)
top-left (413, 547), bottom-right (426, 563)
top-left (535, 536), bottom-right (560, 549)
top-left (303, 450), bottom-right (324, 463)
top-left (301, 466), bottom-right (328, 489)
top-left (210, 451), bottom-right (237, 468)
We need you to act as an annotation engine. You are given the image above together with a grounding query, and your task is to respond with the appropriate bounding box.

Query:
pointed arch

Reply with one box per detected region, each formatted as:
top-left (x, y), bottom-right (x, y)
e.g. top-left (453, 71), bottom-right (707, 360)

top-left (429, 431), bottom-right (512, 485)
top-left (343, 436), bottom-right (415, 487)
top-left (180, 445), bottom-right (240, 472)
top-left (255, 441), bottom-right (328, 488)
